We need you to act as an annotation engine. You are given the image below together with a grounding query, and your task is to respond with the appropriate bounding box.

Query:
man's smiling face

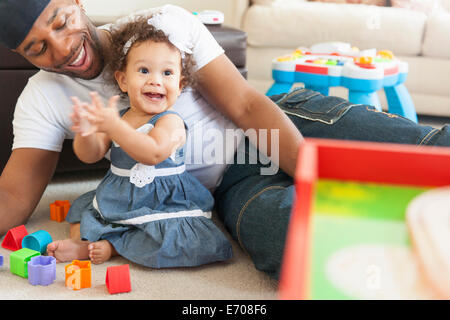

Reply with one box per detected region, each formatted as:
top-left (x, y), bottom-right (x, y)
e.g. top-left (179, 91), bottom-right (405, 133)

top-left (15, 0), bottom-right (105, 80)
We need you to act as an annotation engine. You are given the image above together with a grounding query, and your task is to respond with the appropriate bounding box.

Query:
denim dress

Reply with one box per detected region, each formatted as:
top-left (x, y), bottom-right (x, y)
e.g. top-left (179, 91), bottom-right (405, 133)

top-left (66, 109), bottom-right (232, 268)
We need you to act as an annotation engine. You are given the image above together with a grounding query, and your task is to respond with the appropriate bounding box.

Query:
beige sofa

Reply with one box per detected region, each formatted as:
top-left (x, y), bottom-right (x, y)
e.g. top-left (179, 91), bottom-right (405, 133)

top-left (84, 0), bottom-right (450, 117)
top-left (240, 0), bottom-right (450, 117)
top-left (83, 0), bottom-right (249, 28)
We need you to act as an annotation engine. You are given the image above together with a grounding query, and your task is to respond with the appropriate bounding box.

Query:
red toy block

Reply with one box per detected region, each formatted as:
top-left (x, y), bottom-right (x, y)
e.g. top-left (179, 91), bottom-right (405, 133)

top-left (1, 225), bottom-right (28, 251)
top-left (50, 200), bottom-right (71, 222)
top-left (106, 264), bottom-right (131, 294)
top-left (279, 138), bottom-right (450, 300)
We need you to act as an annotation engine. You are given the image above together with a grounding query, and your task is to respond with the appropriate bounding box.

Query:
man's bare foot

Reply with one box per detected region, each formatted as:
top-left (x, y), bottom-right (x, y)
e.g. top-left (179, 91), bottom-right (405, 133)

top-left (46, 239), bottom-right (90, 263)
top-left (88, 240), bottom-right (117, 264)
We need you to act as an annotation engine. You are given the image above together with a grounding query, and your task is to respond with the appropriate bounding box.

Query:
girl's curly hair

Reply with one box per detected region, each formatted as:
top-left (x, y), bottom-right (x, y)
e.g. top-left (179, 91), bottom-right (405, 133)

top-left (103, 15), bottom-right (196, 96)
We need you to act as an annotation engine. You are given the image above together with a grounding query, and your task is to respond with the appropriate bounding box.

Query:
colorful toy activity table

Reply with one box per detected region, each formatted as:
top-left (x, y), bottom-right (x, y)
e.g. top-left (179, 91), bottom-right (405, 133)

top-left (267, 42), bottom-right (417, 122)
top-left (279, 138), bottom-right (450, 299)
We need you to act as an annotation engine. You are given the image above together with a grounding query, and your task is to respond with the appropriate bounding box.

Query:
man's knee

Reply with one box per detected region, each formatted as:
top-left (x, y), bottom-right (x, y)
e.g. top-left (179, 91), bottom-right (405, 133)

top-left (424, 125), bottom-right (450, 147)
top-left (215, 175), bottom-right (294, 278)
top-left (235, 184), bottom-right (293, 278)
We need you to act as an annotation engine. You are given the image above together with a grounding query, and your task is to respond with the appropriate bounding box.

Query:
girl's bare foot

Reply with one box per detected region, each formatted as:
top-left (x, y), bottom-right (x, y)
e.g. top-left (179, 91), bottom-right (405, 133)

top-left (46, 239), bottom-right (90, 263)
top-left (88, 240), bottom-right (117, 264)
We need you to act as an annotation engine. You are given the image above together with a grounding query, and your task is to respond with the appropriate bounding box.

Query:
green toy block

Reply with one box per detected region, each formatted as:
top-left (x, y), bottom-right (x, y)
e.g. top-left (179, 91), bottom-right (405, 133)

top-left (10, 248), bottom-right (40, 278)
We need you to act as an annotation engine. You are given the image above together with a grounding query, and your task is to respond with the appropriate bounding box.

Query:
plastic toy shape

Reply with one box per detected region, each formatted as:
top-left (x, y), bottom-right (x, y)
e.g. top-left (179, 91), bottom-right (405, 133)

top-left (28, 256), bottom-right (56, 286)
top-left (50, 200), bottom-right (71, 222)
top-left (267, 42), bottom-right (417, 122)
top-left (65, 260), bottom-right (92, 290)
top-left (1, 225), bottom-right (28, 251)
top-left (0, 254), bottom-right (3, 267)
top-left (106, 264), bottom-right (132, 294)
top-left (22, 230), bottom-right (53, 254)
top-left (10, 248), bottom-right (40, 278)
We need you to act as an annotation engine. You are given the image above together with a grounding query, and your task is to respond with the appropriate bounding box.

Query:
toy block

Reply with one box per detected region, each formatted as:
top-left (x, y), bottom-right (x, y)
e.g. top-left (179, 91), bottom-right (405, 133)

top-left (1, 225), bottom-right (28, 251)
top-left (22, 230), bottom-right (53, 254)
top-left (50, 200), bottom-right (71, 222)
top-left (28, 256), bottom-right (56, 286)
top-left (65, 260), bottom-right (91, 290)
top-left (10, 248), bottom-right (40, 278)
top-left (106, 264), bottom-right (131, 294)
top-left (0, 254), bottom-right (3, 267)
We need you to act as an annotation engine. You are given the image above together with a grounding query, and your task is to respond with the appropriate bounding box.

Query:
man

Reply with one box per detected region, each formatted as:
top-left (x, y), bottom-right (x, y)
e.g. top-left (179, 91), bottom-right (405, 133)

top-left (0, 0), bottom-right (449, 279)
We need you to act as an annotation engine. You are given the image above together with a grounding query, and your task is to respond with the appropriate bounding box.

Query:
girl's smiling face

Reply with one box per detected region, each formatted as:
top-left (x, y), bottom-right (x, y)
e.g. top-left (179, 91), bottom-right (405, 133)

top-left (115, 40), bottom-right (184, 116)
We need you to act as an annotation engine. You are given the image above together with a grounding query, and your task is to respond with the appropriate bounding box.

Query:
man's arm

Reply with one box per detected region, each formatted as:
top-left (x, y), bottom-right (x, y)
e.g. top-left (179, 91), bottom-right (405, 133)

top-left (0, 148), bottom-right (59, 236)
top-left (195, 54), bottom-right (304, 177)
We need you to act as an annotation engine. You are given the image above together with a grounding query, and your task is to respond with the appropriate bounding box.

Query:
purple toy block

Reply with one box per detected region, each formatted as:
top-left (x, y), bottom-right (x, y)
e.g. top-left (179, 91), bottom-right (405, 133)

top-left (27, 256), bottom-right (56, 286)
top-left (0, 254), bottom-right (3, 267)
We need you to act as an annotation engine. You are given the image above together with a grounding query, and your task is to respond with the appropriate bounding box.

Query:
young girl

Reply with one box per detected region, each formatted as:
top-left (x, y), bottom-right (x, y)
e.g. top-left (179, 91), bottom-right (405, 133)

top-left (47, 14), bottom-right (232, 268)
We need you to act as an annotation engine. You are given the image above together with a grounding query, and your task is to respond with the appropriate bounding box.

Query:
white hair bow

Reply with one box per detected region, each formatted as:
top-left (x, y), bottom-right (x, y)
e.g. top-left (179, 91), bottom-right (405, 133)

top-left (123, 8), bottom-right (193, 59)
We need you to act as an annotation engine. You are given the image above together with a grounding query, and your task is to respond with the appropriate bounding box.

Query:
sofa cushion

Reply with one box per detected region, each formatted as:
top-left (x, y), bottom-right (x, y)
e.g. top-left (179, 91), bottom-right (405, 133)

top-left (442, 0), bottom-right (450, 11)
top-left (0, 46), bottom-right (35, 69)
top-left (391, 0), bottom-right (443, 14)
top-left (251, 0), bottom-right (307, 4)
top-left (309, 0), bottom-right (388, 5)
top-left (244, 1), bottom-right (427, 55)
top-left (423, 10), bottom-right (450, 59)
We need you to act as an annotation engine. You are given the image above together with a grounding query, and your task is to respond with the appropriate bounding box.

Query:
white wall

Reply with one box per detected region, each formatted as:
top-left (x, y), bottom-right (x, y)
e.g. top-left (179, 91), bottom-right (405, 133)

top-left (82, 0), bottom-right (249, 28)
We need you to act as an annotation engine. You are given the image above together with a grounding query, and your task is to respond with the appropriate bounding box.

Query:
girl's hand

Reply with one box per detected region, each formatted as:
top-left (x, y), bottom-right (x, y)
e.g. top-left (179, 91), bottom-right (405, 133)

top-left (79, 92), bottom-right (120, 137)
top-left (70, 96), bottom-right (92, 136)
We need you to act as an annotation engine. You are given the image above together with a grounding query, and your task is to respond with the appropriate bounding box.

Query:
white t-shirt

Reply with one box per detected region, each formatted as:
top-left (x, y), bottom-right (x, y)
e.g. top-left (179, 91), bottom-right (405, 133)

top-left (12, 4), bottom-right (243, 191)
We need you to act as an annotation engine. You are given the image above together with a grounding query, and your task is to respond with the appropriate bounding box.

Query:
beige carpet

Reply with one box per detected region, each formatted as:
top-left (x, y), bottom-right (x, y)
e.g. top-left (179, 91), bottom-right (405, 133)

top-left (0, 170), bottom-right (278, 300)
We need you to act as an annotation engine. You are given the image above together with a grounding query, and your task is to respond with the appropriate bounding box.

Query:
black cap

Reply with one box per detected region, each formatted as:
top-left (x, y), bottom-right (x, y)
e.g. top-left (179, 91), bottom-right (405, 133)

top-left (0, 0), bottom-right (51, 49)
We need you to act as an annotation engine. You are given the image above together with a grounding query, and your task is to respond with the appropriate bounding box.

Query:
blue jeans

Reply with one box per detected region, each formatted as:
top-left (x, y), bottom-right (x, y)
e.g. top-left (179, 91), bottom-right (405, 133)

top-left (214, 88), bottom-right (450, 279)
